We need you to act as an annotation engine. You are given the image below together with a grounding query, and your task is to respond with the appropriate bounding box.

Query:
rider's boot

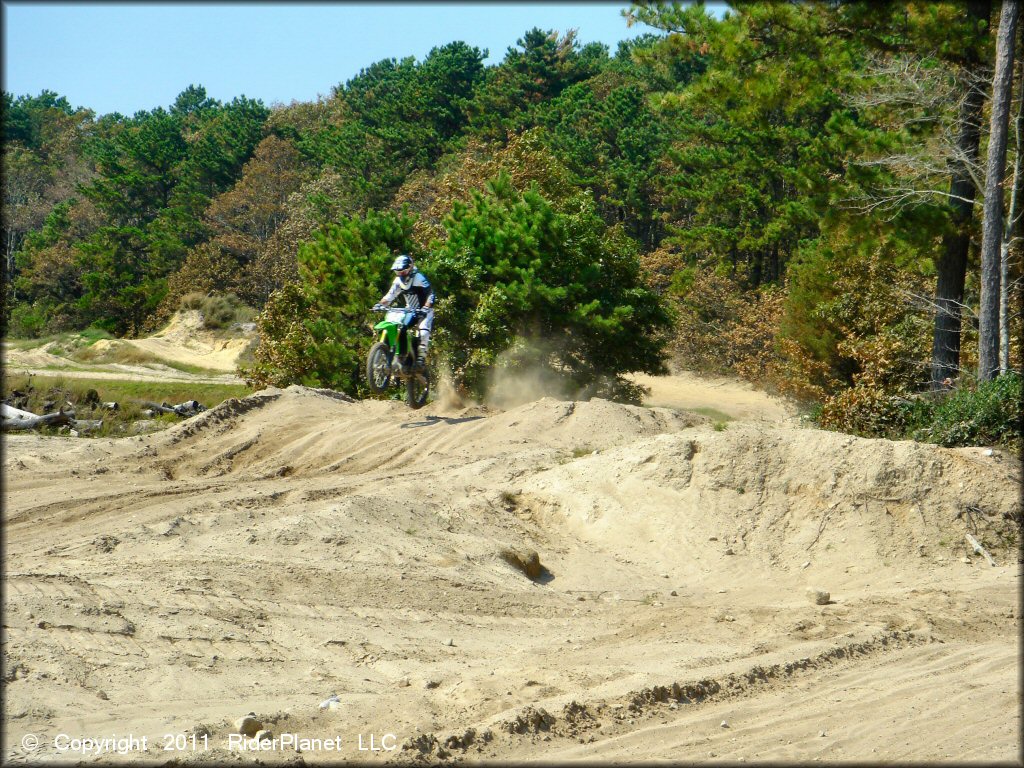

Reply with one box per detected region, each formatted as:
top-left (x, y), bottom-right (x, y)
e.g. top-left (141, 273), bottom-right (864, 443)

top-left (415, 330), bottom-right (429, 370)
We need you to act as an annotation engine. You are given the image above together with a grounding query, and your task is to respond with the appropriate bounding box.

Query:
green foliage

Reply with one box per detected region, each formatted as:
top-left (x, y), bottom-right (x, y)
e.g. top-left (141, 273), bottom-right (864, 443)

top-left (467, 28), bottom-right (607, 141)
top-left (9, 87), bottom-right (269, 336)
top-left (818, 373), bottom-right (1022, 452)
top-left (909, 374), bottom-right (1022, 451)
top-left (539, 80), bottom-right (669, 247)
top-left (633, 2), bottom-right (875, 288)
top-left (782, 229), bottom-right (934, 399)
top-left (429, 173), bottom-right (670, 401)
top-left (243, 210), bottom-right (417, 393)
top-left (298, 43), bottom-right (486, 210)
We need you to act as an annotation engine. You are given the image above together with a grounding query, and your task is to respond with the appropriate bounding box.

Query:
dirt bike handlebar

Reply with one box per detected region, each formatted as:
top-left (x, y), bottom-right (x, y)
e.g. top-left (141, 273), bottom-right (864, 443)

top-left (372, 305), bottom-right (426, 316)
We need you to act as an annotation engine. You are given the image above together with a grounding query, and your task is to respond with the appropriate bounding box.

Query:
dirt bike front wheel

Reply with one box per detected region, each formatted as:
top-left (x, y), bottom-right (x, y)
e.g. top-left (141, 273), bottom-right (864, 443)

top-left (406, 366), bottom-right (430, 409)
top-left (366, 342), bottom-right (393, 393)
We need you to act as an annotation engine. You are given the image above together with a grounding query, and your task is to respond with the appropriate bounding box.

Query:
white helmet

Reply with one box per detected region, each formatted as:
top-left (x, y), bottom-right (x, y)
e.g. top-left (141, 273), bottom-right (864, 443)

top-left (391, 254), bottom-right (414, 288)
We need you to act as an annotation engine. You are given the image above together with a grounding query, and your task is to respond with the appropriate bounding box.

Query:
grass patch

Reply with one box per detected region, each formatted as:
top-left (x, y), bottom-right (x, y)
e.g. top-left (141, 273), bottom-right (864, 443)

top-left (68, 342), bottom-right (229, 376)
top-left (5, 327), bottom-right (114, 353)
top-left (690, 406), bottom-right (734, 423)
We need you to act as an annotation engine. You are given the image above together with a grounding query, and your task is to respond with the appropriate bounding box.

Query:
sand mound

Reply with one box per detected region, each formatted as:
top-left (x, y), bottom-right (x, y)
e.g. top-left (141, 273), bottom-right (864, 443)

top-left (2, 311), bottom-right (254, 383)
top-left (3, 386), bottom-right (1019, 763)
top-left (112, 310), bottom-right (256, 372)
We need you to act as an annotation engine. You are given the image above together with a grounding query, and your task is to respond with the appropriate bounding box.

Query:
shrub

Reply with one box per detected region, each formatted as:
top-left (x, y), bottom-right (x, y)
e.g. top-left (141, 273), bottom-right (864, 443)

top-left (179, 292), bottom-right (206, 310)
top-left (909, 373), bottom-right (1022, 452)
top-left (818, 373), bottom-right (1022, 452)
top-left (178, 291), bottom-right (255, 329)
top-left (242, 210), bottom-right (417, 395)
top-left (428, 174), bottom-right (670, 401)
top-left (199, 293), bottom-right (255, 329)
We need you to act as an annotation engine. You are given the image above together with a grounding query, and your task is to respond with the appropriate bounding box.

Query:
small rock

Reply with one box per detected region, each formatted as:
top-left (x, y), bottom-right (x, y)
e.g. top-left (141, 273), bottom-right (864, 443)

top-left (961, 557), bottom-right (972, 564)
top-left (577, 595), bottom-right (586, 601)
top-left (983, 448), bottom-right (994, 456)
top-left (499, 547), bottom-right (543, 579)
top-left (708, 536), bottom-right (718, 541)
top-left (670, 590), bottom-right (678, 596)
top-left (807, 588), bottom-right (830, 605)
top-left (721, 720), bottom-right (729, 728)
top-left (97, 690), bottom-right (109, 700)
top-left (819, 730), bottom-right (827, 737)
top-left (660, 573), bottom-right (669, 579)
top-left (445, 638), bottom-right (454, 647)
top-left (254, 730), bottom-right (273, 742)
top-left (660, 622), bottom-right (666, 628)
top-left (424, 680), bottom-right (441, 689)
top-left (235, 714), bottom-right (262, 736)
top-left (318, 695), bottom-right (339, 710)
top-left (396, 677), bottom-right (411, 688)
top-left (800, 561), bottom-right (811, 569)
top-left (724, 548), bottom-right (735, 555)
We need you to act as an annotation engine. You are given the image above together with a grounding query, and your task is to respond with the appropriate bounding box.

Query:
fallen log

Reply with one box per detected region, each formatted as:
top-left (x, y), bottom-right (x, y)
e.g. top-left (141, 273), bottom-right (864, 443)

top-left (1, 403), bottom-right (75, 431)
top-left (140, 401), bottom-right (177, 416)
top-left (138, 400), bottom-right (206, 418)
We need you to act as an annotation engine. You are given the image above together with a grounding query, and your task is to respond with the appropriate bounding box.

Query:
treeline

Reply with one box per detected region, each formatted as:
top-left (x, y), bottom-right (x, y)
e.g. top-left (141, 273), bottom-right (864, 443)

top-left (2, 2), bottom-right (1021, 445)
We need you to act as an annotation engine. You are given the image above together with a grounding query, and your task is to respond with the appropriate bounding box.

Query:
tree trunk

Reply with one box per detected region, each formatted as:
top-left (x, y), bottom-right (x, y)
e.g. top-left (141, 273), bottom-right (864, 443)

top-left (1, 404), bottom-right (74, 431)
top-left (1000, 58), bottom-right (1024, 373)
top-left (930, 0), bottom-right (992, 389)
top-left (979, 0), bottom-right (1021, 382)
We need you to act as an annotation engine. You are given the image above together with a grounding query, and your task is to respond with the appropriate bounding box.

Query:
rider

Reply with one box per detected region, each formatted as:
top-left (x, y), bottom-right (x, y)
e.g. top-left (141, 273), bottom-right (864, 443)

top-left (375, 254), bottom-right (435, 369)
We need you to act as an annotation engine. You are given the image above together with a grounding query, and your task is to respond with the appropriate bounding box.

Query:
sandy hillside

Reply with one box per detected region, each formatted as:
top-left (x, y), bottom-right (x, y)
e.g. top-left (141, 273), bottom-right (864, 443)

top-left (3, 311), bottom-right (250, 384)
top-left (2, 370), bottom-right (1020, 764)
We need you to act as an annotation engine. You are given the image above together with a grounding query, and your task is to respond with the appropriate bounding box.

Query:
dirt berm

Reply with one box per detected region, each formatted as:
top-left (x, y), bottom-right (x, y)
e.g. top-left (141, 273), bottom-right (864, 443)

top-left (2, 385), bottom-right (1020, 763)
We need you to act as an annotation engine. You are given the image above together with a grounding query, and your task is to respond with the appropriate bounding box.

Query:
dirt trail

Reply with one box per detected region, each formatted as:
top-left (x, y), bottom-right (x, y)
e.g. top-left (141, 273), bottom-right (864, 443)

top-left (2, 371), bottom-right (1020, 764)
top-left (632, 370), bottom-right (798, 424)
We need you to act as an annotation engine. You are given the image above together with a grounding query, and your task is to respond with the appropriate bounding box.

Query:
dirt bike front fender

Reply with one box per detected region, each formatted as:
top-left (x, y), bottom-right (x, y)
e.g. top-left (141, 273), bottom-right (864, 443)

top-left (374, 322), bottom-right (400, 349)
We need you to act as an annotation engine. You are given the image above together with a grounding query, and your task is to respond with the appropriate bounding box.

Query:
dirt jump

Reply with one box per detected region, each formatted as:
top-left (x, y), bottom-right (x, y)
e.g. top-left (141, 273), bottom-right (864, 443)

top-left (2, 322), bottom-right (1020, 764)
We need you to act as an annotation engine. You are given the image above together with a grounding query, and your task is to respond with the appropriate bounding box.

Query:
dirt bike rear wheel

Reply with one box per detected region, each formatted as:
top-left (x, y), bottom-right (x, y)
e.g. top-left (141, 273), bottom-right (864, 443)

top-left (406, 366), bottom-right (430, 409)
top-left (366, 342), bottom-right (393, 393)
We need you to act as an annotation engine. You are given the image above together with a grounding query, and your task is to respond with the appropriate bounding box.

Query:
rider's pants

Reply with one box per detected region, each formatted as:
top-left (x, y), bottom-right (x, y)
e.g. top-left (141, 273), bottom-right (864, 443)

top-left (418, 309), bottom-right (434, 355)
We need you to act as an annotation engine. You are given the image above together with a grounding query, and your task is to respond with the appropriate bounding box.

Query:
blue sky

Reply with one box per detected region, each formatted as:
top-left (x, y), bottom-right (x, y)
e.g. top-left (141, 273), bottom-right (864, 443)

top-left (2, 2), bottom-right (726, 117)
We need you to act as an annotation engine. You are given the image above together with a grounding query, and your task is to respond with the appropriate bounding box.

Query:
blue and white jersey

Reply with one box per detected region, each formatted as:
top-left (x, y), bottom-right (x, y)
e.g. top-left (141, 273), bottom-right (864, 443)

top-left (381, 269), bottom-right (435, 309)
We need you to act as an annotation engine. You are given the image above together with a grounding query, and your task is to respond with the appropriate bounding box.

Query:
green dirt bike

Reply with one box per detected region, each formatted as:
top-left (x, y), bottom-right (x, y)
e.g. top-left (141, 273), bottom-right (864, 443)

top-left (366, 305), bottom-right (430, 409)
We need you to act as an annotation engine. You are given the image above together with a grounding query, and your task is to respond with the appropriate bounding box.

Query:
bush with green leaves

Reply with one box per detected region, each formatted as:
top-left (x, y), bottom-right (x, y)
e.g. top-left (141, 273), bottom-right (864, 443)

top-left (426, 173), bottom-right (671, 402)
top-left (907, 374), bottom-right (1022, 452)
top-left (242, 210), bottom-right (417, 394)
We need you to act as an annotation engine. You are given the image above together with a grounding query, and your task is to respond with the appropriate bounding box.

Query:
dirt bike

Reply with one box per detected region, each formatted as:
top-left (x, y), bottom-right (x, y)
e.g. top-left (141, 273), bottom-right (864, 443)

top-left (366, 305), bottom-right (430, 409)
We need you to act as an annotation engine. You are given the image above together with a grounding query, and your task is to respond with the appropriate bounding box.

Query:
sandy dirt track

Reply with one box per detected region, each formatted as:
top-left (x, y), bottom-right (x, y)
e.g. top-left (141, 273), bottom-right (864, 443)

top-left (2, 363), bottom-right (1020, 765)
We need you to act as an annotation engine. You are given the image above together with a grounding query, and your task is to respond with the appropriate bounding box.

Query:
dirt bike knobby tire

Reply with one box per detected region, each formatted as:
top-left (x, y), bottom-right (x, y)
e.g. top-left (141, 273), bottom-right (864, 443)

top-left (366, 342), bottom-right (393, 393)
top-left (406, 367), bottom-right (430, 409)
